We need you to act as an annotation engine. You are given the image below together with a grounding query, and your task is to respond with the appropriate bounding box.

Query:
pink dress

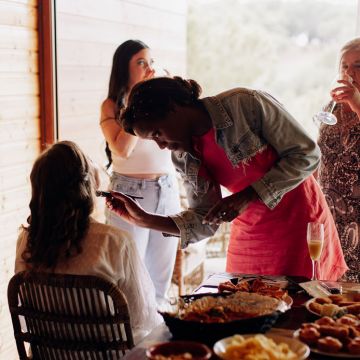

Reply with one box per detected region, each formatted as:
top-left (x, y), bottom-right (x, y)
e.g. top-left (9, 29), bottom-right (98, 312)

top-left (194, 129), bottom-right (347, 280)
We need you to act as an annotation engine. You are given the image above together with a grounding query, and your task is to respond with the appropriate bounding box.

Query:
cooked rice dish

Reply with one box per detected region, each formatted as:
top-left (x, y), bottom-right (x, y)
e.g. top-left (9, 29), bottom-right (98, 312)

top-left (178, 292), bottom-right (284, 323)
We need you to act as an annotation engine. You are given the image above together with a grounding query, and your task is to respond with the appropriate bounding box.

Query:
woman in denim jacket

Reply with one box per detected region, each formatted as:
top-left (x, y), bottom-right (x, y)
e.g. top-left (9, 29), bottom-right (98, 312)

top-left (106, 77), bottom-right (348, 281)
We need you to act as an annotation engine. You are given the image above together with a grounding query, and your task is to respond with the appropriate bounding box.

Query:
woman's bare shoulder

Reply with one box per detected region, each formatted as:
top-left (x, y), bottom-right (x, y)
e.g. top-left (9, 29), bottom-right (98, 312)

top-left (100, 98), bottom-right (117, 124)
top-left (101, 98), bottom-right (116, 112)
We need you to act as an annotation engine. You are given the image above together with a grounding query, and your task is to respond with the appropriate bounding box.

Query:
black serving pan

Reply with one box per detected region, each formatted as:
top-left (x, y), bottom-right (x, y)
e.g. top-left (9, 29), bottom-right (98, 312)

top-left (159, 292), bottom-right (288, 345)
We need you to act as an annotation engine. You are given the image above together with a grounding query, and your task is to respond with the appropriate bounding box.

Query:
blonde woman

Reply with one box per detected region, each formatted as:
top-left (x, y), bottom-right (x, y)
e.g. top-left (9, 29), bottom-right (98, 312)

top-left (318, 38), bottom-right (360, 282)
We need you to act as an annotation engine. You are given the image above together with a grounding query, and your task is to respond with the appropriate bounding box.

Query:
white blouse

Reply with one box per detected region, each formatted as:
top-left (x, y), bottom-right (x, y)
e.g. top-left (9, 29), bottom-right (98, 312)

top-left (15, 219), bottom-right (163, 344)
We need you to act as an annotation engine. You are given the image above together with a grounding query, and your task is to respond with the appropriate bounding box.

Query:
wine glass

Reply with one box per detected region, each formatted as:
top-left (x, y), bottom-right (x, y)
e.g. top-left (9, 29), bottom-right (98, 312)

top-left (313, 75), bottom-right (353, 126)
top-left (312, 102), bottom-right (337, 125)
top-left (307, 222), bottom-right (324, 281)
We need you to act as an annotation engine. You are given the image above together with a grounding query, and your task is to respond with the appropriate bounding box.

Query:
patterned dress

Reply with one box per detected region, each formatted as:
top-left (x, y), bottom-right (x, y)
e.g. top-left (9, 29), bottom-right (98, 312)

top-left (318, 104), bottom-right (360, 282)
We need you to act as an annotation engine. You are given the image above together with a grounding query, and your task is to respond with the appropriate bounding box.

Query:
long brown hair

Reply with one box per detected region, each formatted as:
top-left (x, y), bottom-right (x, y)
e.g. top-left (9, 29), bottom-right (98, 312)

top-left (22, 141), bottom-right (96, 270)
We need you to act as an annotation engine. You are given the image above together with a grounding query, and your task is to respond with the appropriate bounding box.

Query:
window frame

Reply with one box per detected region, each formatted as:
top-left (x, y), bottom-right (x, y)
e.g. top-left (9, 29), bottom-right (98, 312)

top-left (37, 0), bottom-right (58, 150)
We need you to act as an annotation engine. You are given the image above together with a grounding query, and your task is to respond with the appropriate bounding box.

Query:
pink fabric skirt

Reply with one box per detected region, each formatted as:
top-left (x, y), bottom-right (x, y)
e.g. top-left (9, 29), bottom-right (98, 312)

top-left (226, 176), bottom-right (346, 280)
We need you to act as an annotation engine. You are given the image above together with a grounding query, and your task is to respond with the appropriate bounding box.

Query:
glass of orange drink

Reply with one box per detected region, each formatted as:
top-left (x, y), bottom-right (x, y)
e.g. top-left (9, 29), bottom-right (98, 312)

top-left (307, 222), bottom-right (324, 281)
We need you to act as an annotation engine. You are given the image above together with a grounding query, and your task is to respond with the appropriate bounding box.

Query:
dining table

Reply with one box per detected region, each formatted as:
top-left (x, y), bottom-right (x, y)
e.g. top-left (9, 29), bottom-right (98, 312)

top-left (123, 273), bottom-right (360, 360)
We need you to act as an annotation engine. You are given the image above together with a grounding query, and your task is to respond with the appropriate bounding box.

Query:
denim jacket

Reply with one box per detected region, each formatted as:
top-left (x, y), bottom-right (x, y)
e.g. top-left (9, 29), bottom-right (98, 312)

top-left (170, 88), bottom-right (320, 248)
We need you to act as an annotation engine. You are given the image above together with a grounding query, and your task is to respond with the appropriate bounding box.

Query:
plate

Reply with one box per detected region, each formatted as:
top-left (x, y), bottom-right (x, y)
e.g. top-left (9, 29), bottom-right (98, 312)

top-left (304, 298), bottom-right (322, 316)
top-left (305, 294), bottom-right (360, 317)
top-left (214, 333), bottom-right (310, 360)
top-left (305, 298), bottom-right (347, 317)
top-left (146, 341), bottom-right (212, 360)
top-left (293, 329), bottom-right (360, 358)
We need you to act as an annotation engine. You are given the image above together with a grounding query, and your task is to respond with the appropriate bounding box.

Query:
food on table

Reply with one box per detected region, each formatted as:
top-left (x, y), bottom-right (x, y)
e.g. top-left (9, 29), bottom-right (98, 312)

top-left (218, 280), bottom-right (250, 293)
top-left (337, 316), bottom-right (359, 327)
top-left (177, 292), bottom-right (285, 323)
top-left (315, 316), bottom-right (336, 326)
top-left (315, 297), bottom-right (332, 304)
top-left (317, 336), bottom-right (343, 353)
top-left (298, 326), bottom-right (321, 345)
top-left (320, 304), bottom-right (342, 317)
top-left (298, 314), bottom-right (360, 355)
top-left (218, 278), bottom-right (289, 301)
top-left (219, 334), bottom-right (297, 360)
top-left (308, 294), bottom-right (360, 317)
top-left (329, 294), bottom-right (345, 303)
top-left (153, 353), bottom-right (192, 360)
top-left (348, 337), bottom-right (360, 355)
top-left (318, 324), bottom-right (349, 338)
top-left (347, 304), bottom-right (360, 315)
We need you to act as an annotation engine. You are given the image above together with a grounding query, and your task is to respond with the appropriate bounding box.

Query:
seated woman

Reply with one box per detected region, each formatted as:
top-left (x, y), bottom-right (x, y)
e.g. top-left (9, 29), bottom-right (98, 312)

top-left (15, 140), bottom-right (162, 343)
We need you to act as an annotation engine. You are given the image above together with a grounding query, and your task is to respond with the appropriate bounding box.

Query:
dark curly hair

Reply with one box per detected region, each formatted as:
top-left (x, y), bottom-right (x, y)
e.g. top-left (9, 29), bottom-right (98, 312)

top-left (105, 39), bottom-right (149, 169)
top-left (22, 141), bottom-right (96, 270)
top-left (121, 76), bottom-right (202, 135)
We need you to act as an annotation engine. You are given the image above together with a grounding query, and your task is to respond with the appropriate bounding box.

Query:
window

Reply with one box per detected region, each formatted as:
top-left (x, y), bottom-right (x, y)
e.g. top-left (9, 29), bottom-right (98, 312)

top-left (188, 0), bottom-right (359, 138)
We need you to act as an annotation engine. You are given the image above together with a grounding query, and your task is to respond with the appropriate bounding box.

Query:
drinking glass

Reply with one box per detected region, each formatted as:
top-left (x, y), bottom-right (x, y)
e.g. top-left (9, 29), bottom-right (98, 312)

top-left (307, 222), bottom-right (324, 281)
top-left (313, 75), bottom-right (353, 126)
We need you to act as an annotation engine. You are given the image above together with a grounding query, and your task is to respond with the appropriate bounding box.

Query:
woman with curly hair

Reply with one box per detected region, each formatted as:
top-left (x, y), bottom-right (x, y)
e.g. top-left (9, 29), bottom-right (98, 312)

top-left (15, 140), bottom-right (161, 343)
top-left (106, 76), bottom-right (348, 281)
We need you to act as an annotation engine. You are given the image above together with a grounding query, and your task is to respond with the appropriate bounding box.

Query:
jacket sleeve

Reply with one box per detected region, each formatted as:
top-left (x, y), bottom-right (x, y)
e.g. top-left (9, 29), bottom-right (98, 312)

top-left (170, 175), bottom-right (222, 248)
top-left (251, 91), bottom-right (320, 209)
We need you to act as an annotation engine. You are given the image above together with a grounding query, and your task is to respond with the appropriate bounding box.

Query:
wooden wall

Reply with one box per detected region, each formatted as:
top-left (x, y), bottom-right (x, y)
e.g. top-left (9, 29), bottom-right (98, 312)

top-left (0, 0), bottom-right (187, 357)
top-left (0, 0), bottom-right (39, 357)
top-left (56, 0), bottom-right (187, 205)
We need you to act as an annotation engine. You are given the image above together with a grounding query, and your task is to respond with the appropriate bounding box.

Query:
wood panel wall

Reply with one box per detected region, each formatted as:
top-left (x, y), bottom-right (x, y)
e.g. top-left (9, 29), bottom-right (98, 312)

top-left (56, 0), bottom-right (187, 219)
top-left (0, 0), bottom-right (39, 357)
top-left (0, 0), bottom-right (187, 357)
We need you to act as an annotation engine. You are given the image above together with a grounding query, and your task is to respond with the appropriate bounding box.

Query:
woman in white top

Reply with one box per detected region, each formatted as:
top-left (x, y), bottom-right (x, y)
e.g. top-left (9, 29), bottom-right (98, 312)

top-left (15, 141), bottom-right (162, 343)
top-left (100, 40), bottom-right (180, 305)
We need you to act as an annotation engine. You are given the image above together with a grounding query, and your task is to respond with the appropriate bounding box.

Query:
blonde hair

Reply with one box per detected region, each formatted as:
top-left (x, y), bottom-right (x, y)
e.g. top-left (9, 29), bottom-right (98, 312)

top-left (339, 37), bottom-right (360, 66)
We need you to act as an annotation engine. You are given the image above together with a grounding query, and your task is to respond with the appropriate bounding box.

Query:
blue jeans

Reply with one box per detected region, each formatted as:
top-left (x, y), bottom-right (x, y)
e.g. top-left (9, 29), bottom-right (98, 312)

top-left (105, 172), bottom-right (180, 302)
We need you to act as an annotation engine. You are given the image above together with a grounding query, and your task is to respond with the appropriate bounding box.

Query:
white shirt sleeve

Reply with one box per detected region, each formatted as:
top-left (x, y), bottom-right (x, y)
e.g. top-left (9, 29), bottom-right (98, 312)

top-left (108, 231), bottom-right (163, 343)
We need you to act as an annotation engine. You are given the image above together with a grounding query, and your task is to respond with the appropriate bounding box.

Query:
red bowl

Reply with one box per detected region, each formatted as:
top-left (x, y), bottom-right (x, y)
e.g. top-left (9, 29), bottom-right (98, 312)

top-left (146, 341), bottom-right (212, 360)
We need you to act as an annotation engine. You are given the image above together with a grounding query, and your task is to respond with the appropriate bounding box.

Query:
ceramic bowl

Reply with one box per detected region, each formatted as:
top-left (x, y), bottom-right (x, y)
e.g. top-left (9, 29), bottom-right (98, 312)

top-left (146, 340), bottom-right (212, 360)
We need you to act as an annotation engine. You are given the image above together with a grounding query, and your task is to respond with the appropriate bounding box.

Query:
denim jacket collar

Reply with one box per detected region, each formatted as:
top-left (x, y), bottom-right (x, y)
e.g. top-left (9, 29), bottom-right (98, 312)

top-left (202, 96), bottom-right (233, 130)
top-left (172, 95), bottom-right (240, 195)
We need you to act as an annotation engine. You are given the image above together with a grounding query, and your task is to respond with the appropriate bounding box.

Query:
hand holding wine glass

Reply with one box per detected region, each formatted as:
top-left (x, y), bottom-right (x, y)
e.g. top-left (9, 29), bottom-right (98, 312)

top-left (313, 74), bottom-right (353, 126)
top-left (307, 222), bottom-right (324, 281)
top-left (330, 74), bottom-right (360, 114)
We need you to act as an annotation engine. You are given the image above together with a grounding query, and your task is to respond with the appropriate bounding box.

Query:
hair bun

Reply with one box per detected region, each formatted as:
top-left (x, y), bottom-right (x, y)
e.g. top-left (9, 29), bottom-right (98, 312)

top-left (173, 76), bottom-right (202, 100)
top-left (188, 79), bottom-right (202, 99)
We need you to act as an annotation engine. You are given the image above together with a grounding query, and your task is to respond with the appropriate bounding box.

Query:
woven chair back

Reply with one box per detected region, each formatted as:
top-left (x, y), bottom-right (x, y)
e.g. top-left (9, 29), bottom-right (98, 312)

top-left (8, 271), bottom-right (134, 359)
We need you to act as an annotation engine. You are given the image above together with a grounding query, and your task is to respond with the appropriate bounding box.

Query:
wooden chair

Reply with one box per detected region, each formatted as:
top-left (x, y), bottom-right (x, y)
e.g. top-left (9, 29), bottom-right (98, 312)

top-left (171, 178), bottom-right (209, 296)
top-left (206, 222), bottom-right (230, 258)
top-left (172, 240), bottom-right (208, 296)
top-left (7, 271), bottom-right (134, 359)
